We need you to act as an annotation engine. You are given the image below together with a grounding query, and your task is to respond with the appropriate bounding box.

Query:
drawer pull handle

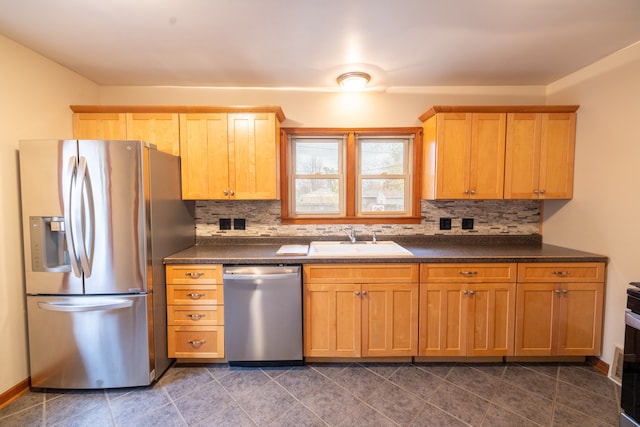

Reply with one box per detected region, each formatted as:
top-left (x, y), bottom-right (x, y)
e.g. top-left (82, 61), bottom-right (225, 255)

top-left (186, 293), bottom-right (206, 299)
top-left (187, 313), bottom-right (206, 320)
top-left (185, 272), bottom-right (205, 279)
top-left (552, 271), bottom-right (569, 276)
top-left (187, 339), bottom-right (207, 347)
top-left (458, 271), bottom-right (478, 276)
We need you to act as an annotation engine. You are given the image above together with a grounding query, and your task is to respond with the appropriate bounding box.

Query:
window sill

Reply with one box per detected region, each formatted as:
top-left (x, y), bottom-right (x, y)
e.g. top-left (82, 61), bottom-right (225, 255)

top-left (280, 216), bottom-right (423, 225)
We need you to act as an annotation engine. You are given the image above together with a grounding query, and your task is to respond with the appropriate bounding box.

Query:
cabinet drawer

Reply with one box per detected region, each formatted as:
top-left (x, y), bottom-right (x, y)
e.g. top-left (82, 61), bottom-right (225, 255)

top-left (517, 262), bottom-right (605, 283)
top-left (166, 264), bottom-right (223, 285)
top-left (167, 305), bottom-right (224, 326)
top-left (167, 326), bottom-right (224, 358)
top-left (420, 263), bottom-right (517, 283)
top-left (304, 264), bottom-right (418, 284)
top-left (167, 284), bottom-right (223, 305)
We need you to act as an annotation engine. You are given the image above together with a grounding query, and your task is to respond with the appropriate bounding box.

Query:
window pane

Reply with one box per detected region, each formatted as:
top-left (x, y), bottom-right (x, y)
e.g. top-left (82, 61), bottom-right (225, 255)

top-left (361, 179), bottom-right (405, 212)
top-left (360, 141), bottom-right (405, 175)
top-left (295, 140), bottom-right (339, 174)
top-left (295, 178), bottom-right (340, 213)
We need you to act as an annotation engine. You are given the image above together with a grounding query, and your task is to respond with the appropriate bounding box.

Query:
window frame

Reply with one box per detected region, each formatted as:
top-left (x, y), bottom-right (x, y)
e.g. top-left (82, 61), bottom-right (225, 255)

top-left (280, 127), bottom-right (423, 224)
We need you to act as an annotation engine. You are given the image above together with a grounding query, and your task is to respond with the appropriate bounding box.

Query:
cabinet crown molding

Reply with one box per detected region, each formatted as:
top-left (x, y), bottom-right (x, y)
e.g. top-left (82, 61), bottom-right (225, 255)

top-left (70, 105), bottom-right (286, 122)
top-left (419, 105), bottom-right (580, 122)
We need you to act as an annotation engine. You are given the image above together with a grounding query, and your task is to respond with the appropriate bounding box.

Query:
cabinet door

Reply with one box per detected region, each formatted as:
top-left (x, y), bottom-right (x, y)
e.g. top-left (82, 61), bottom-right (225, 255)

top-left (434, 113), bottom-right (471, 199)
top-left (557, 283), bottom-right (603, 355)
top-left (538, 113), bottom-right (575, 199)
top-left (127, 113), bottom-right (180, 156)
top-left (303, 283), bottom-right (361, 357)
top-left (505, 112), bottom-right (576, 199)
top-left (469, 113), bottom-right (506, 199)
top-left (362, 283), bottom-right (418, 357)
top-left (227, 113), bottom-right (279, 200)
top-left (179, 113), bottom-right (229, 199)
top-left (504, 113), bottom-right (541, 199)
top-left (418, 283), bottom-right (466, 356)
top-left (73, 113), bottom-right (127, 139)
top-left (514, 283), bottom-right (557, 356)
top-left (466, 283), bottom-right (515, 356)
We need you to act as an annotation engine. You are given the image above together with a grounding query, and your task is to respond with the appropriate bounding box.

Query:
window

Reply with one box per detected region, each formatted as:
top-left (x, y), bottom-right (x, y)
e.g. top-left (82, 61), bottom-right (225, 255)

top-left (281, 128), bottom-right (422, 224)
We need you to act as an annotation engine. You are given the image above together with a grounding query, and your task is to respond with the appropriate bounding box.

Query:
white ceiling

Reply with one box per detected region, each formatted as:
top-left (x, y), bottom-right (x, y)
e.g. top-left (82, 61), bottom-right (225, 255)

top-left (1, 0), bottom-right (639, 90)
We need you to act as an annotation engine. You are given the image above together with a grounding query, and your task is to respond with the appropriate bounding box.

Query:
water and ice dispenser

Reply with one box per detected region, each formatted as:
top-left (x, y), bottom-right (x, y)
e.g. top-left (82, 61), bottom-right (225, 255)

top-left (29, 216), bottom-right (71, 272)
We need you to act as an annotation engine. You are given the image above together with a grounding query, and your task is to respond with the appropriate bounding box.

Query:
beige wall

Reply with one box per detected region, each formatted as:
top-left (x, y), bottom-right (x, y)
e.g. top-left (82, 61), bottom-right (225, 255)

top-left (544, 42), bottom-right (640, 372)
top-left (99, 85), bottom-right (546, 127)
top-left (0, 34), bottom-right (98, 395)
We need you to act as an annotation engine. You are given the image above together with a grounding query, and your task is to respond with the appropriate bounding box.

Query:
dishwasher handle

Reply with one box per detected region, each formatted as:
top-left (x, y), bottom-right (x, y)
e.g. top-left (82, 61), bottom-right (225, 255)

top-left (223, 272), bottom-right (300, 282)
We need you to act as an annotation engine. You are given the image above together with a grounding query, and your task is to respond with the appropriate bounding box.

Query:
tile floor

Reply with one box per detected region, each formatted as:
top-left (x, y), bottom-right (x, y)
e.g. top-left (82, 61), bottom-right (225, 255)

top-left (0, 361), bottom-right (621, 426)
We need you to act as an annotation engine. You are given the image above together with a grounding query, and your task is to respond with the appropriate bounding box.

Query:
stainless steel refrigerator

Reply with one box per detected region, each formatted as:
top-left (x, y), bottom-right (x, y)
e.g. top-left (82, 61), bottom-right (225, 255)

top-left (19, 139), bottom-right (194, 389)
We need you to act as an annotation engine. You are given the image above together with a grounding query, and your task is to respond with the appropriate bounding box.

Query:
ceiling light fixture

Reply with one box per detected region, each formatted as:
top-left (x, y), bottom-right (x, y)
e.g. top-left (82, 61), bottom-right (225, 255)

top-left (337, 71), bottom-right (371, 90)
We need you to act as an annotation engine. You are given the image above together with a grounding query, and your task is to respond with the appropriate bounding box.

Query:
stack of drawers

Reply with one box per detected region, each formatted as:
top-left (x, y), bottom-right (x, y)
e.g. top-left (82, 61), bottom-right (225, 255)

top-left (166, 264), bottom-right (225, 358)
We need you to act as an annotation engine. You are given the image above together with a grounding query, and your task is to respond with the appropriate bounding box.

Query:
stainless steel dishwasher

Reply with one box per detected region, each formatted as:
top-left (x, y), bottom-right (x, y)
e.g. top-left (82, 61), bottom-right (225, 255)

top-left (223, 265), bottom-right (303, 366)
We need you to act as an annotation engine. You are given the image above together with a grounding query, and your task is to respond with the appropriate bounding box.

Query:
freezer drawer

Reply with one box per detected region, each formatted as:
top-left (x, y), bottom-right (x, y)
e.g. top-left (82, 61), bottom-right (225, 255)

top-left (27, 295), bottom-right (153, 389)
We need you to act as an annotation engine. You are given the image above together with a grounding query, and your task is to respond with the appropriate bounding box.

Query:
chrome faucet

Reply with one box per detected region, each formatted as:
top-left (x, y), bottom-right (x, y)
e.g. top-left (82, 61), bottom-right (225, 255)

top-left (343, 225), bottom-right (357, 243)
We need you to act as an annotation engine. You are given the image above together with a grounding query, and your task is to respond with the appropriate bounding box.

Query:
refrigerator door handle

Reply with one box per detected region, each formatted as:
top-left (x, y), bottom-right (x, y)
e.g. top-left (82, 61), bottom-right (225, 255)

top-left (37, 299), bottom-right (133, 312)
top-left (74, 156), bottom-right (95, 278)
top-left (64, 156), bottom-right (82, 277)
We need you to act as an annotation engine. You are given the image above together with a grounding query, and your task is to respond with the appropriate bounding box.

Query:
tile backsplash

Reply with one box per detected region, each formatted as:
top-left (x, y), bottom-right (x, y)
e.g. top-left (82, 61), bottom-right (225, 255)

top-left (195, 200), bottom-right (540, 237)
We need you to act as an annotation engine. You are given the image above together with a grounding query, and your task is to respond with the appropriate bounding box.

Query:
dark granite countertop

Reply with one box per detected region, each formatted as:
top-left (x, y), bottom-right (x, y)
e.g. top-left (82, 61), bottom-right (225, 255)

top-left (164, 235), bottom-right (608, 265)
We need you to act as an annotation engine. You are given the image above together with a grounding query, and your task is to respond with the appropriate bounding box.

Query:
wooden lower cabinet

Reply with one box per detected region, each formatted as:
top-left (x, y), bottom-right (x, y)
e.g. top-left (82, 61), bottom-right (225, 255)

top-left (166, 264), bottom-right (225, 359)
top-left (514, 262), bottom-right (605, 356)
top-left (419, 263), bottom-right (517, 357)
top-left (303, 264), bottom-right (419, 358)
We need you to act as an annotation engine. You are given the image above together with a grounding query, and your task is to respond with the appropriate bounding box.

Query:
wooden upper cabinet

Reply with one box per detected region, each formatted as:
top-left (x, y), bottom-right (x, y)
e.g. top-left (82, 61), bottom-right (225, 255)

top-left (71, 106), bottom-right (285, 200)
top-left (126, 113), bottom-right (180, 156)
top-left (420, 105), bottom-right (578, 200)
top-left (72, 112), bottom-right (179, 156)
top-left (179, 113), bottom-right (229, 200)
top-left (422, 112), bottom-right (507, 199)
top-left (504, 112), bottom-right (576, 199)
top-left (72, 113), bottom-right (127, 140)
top-left (227, 113), bottom-right (279, 200)
top-left (180, 112), bottom-right (281, 200)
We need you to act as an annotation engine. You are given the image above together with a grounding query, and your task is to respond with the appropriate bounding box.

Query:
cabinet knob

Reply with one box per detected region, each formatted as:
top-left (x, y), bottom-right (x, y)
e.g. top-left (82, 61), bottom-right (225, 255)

top-left (469, 290), bottom-right (475, 296)
top-left (186, 292), bottom-right (206, 299)
top-left (355, 291), bottom-right (361, 296)
top-left (533, 189), bottom-right (540, 195)
top-left (470, 190), bottom-right (476, 195)
top-left (362, 291), bottom-right (368, 296)
top-left (561, 289), bottom-right (568, 294)
top-left (463, 290), bottom-right (468, 295)
top-left (229, 189), bottom-right (235, 196)
top-left (554, 289), bottom-right (562, 294)
top-left (539, 189), bottom-right (546, 194)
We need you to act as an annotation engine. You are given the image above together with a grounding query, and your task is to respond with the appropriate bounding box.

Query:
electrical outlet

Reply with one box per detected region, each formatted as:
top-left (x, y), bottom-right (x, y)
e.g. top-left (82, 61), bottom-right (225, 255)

top-left (439, 218), bottom-right (452, 230)
top-left (219, 218), bottom-right (231, 230)
top-left (461, 218), bottom-right (474, 230)
top-left (233, 218), bottom-right (246, 230)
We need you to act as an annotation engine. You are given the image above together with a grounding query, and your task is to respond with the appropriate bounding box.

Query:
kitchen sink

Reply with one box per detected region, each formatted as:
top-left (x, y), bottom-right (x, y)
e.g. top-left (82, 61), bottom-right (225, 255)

top-left (307, 241), bottom-right (413, 257)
